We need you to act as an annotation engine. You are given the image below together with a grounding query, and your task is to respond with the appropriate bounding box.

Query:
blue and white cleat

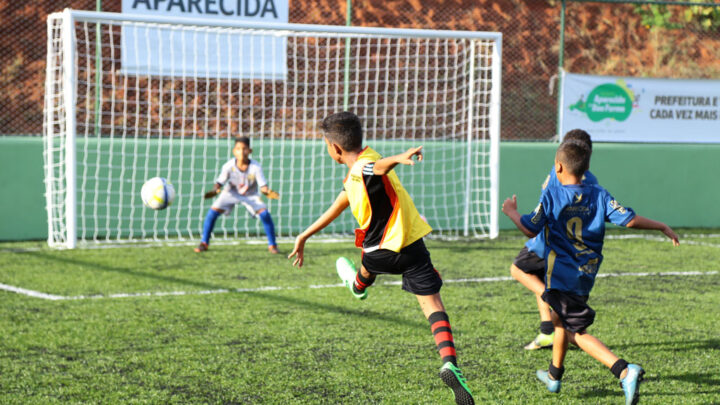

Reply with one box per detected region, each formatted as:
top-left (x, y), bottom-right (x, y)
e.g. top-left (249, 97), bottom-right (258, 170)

top-left (620, 364), bottom-right (645, 405)
top-left (336, 257), bottom-right (367, 300)
top-left (536, 370), bottom-right (561, 393)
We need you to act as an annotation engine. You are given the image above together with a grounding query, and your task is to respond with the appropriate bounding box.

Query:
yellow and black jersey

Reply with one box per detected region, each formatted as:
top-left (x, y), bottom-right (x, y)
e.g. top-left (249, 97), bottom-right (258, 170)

top-left (343, 147), bottom-right (432, 253)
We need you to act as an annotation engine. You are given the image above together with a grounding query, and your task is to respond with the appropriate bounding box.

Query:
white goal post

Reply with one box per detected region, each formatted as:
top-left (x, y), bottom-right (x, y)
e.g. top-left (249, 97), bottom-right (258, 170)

top-left (44, 9), bottom-right (501, 248)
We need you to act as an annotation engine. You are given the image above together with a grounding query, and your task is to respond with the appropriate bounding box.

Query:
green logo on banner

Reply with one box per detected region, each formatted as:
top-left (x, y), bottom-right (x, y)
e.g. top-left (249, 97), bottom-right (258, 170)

top-left (569, 80), bottom-right (635, 122)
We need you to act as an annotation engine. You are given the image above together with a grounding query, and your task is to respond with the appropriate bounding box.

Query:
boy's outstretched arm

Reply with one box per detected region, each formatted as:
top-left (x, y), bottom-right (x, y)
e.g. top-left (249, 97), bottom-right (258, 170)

top-left (203, 183), bottom-right (222, 199)
top-left (373, 146), bottom-right (423, 175)
top-left (260, 185), bottom-right (279, 199)
top-left (502, 195), bottom-right (538, 238)
top-left (625, 215), bottom-right (680, 246)
top-left (288, 191), bottom-right (350, 267)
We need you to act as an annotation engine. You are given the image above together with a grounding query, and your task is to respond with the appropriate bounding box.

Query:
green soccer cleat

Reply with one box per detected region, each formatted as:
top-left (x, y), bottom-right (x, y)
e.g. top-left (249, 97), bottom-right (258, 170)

top-left (439, 362), bottom-right (474, 405)
top-left (336, 257), bottom-right (367, 300)
top-left (524, 332), bottom-right (554, 350)
top-left (620, 364), bottom-right (645, 405)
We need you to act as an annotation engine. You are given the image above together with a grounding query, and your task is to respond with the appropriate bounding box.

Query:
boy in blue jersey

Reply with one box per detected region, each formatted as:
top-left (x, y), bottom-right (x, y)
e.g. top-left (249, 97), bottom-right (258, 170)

top-left (510, 129), bottom-right (597, 350)
top-left (502, 140), bottom-right (679, 404)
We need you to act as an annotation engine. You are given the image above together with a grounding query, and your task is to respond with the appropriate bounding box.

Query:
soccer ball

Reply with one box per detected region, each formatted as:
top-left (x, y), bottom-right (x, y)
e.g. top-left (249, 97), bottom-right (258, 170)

top-left (141, 177), bottom-right (175, 210)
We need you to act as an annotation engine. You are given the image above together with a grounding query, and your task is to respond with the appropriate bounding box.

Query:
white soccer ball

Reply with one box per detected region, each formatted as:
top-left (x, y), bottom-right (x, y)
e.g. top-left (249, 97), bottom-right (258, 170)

top-left (141, 177), bottom-right (175, 210)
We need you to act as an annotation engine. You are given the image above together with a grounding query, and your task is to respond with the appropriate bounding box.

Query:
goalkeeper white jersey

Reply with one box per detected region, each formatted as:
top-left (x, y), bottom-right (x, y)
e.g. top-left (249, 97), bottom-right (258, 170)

top-left (215, 158), bottom-right (267, 196)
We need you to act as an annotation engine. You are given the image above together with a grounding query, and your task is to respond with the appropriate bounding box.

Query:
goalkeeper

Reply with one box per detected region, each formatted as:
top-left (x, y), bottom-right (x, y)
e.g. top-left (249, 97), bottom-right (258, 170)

top-left (288, 112), bottom-right (474, 405)
top-left (196, 136), bottom-right (280, 254)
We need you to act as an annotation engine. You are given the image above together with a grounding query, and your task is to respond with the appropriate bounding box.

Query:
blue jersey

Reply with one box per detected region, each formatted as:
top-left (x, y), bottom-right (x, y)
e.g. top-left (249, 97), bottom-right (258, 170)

top-left (520, 183), bottom-right (635, 296)
top-left (525, 168), bottom-right (598, 258)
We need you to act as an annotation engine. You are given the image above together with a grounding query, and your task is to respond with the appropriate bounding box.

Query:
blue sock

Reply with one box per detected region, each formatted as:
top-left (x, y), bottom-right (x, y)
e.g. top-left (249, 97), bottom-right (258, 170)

top-left (259, 210), bottom-right (276, 246)
top-left (201, 209), bottom-right (221, 244)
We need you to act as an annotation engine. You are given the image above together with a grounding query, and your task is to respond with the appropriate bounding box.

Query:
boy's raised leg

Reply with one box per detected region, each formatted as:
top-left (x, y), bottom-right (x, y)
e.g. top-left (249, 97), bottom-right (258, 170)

top-left (573, 332), bottom-right (619, 368)
top-left (335, 258), bottom-right (373, 300)
top-left (510, 264), bottom-right (554, 349)
top-left (417, 294), bottom-right (474, 405)
top-left (573, 332), bottom-right (644, 404)
top-left (527, 294), bottom-right (554, 350)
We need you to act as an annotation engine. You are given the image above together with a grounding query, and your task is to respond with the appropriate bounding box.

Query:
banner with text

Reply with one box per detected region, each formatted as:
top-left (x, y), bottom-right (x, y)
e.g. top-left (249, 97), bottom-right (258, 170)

top-left (560, 71), bottom-right (720, 143)
top-left (121, 0), bottom-right (288, 79)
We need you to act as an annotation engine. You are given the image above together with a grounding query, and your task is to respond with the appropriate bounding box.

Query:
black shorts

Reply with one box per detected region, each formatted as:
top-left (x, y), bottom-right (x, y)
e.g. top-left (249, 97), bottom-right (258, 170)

top-left (513, 246), bottom-right (545, 277)
top-left (361, 238), bottom-right (442, 296)
top-left (541, 289), bottom-right (596, 333)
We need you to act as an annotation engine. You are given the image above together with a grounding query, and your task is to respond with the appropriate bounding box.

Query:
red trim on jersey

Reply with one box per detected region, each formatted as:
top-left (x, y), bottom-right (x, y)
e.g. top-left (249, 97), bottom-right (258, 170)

top-left (379, 175), bottom-right (399, 249)
top-left (352, 162), bottom-right (374, 247)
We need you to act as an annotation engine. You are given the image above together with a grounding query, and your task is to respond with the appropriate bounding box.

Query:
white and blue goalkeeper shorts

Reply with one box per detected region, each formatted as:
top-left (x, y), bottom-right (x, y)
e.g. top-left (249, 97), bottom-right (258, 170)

top-left (212, 191), bottom-right (267, 217)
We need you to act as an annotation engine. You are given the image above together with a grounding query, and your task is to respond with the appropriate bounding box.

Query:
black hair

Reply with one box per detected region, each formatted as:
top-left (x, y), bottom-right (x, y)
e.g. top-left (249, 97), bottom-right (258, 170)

top-left (319, 111), bottom-right (363, 152)
top-left (563, 129), bottom-right (592, 152)
top-left (235, 136), bottom-right (250, 147)
top-left (556, 139), bottom-right (590, 177)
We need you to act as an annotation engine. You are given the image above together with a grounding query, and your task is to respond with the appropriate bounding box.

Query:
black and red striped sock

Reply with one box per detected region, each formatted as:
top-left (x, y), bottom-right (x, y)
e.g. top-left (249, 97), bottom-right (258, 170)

top-left (428, 311), bottom-right (457, 366)
top-left (352, 271), bottom-right (376, 295)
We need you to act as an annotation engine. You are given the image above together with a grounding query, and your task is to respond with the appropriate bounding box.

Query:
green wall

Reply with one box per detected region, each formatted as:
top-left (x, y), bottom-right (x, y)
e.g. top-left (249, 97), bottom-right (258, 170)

top-left (1, 137), bottom-right (718, 242)
top-left (32, 137), bottom-right (488, 242)
top-left (0, 138), bottom-right (47, 240)
top-left (499, 142), bottom-right (719, 230)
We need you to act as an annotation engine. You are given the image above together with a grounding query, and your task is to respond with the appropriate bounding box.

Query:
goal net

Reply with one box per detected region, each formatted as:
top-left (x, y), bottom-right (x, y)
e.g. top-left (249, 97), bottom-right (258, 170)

top-left (44, 9), bottom-right (501, 248)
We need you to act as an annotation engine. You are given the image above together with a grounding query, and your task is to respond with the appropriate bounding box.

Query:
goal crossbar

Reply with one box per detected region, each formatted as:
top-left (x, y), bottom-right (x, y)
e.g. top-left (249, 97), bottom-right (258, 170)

top-left (62, 9), bottom-right (503, 41)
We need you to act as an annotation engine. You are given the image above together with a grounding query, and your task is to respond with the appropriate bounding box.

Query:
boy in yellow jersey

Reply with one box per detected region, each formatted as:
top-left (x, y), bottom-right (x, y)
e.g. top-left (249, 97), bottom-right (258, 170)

top-left (288, 111), bottom-right (474, 405)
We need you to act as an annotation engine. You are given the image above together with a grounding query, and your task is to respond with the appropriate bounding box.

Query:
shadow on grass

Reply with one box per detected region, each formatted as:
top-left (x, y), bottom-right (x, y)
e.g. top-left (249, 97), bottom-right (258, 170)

top-left (662, 372), bottom-right (720, 387)
top-left (21, 250), bottom-right (428, 330)
top-left (576, 387), bottom-right (617, 401)
top-left (578, 373), bottom-right (720, 401)
top-left (242, 289), bottom-right (428, 330)
top-left (613, 338), bottom-right (720, 352)
top-left (644, 385), bottom-right (720, 399)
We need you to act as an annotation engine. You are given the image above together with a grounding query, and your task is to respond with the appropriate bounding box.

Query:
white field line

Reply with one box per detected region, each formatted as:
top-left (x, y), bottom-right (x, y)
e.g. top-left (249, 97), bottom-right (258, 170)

top-left (0, 270), bottom-right (717, 301)
top-left (605, 234), bottom-right (720, 248)
top-left (0, 283), bottom-right (66, 301)
top-left (679, 240), bottom-right (720, 248)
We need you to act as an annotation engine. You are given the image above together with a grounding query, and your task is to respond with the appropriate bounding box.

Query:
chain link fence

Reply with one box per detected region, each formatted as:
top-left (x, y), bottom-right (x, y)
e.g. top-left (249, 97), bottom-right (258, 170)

top-left (563, 1), bottom-right (720, 79)
top-left (2, 1), bottom-right (719, 139)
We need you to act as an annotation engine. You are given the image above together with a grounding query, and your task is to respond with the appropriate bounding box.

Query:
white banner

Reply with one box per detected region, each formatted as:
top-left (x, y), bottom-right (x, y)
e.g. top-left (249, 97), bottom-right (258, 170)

top-left (560, 71), bottom-right (720, 143)
top-left (121, 0), bottom-right (288, 79)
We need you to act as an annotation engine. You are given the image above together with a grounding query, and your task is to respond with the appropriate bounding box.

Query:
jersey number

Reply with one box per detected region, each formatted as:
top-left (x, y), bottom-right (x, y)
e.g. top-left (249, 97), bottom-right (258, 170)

top-left (566, 217), bottom-right (587, 252)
